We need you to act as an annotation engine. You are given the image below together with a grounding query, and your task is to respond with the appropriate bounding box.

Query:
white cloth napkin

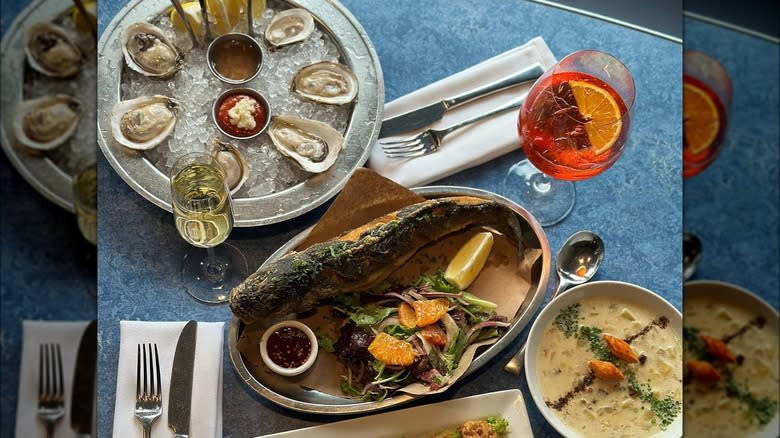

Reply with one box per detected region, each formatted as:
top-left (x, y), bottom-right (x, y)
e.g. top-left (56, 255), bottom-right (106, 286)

top-left (112, 321), bottom-right (224, 438)
top-left (15, 320), bottom-right (94, 437)
top-left (367, 37), bottom-right (557, 187)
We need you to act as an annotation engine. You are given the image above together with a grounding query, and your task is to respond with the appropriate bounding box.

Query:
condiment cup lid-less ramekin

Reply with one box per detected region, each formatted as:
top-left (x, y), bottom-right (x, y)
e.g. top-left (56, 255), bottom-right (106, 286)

top-left (212, 87), bottom-right (271, 140)
top-left (259, 320), bottom-right (318, 377)
top-left (206, 32), bottom-right (263, 85)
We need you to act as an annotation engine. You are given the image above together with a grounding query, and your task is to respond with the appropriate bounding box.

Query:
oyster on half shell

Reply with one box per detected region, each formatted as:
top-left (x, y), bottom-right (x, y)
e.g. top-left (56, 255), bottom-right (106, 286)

top-left (268, 115), bottom-right (343, 173)
top-left (122, 22), bottom-right (182, 78)
top-left (13, 94), bottom-right (81, 151)
top-left (25, 23), bottom-right (83, 78)
top-left (111, 95), bottom-right (180, 151)
top-left (211, 139), bottom-right (248, 195)
top-left (264, 8), bottom-right (315, 48)
top-left (291, 62), bottom-right (358, 105)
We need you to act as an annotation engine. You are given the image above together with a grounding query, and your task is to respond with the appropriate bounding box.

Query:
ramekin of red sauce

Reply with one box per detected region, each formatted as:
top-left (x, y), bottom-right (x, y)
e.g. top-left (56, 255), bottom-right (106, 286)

top-left (259, 320), bottom-right (318, 376)
top-left (212, 88), bottom-right (270, 140)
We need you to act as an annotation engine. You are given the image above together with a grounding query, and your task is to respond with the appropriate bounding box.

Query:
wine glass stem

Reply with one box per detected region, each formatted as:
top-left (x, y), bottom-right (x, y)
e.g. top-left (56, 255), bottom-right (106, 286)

top-left (202, 247), bottom-right (228, 283)
top-left (531, 172), bottom-right (552, 193)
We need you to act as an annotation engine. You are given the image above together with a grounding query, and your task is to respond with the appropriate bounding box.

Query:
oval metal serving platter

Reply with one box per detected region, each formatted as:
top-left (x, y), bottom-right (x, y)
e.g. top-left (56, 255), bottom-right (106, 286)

top-left (96, 0), bottom-right (383, 227)
top-left (0, 0), bottom-right (92, 212)
top-left (228, 186), bottom-right (552, 414)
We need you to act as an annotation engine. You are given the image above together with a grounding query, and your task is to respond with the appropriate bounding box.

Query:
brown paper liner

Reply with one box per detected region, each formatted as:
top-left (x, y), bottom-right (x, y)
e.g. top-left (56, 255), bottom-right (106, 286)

top-left (237, 168), bottom-right (541, 399)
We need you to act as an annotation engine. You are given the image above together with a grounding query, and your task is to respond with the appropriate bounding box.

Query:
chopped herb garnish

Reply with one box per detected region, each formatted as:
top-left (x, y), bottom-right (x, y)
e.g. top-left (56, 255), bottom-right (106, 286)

top-left (683, 326), bottom-right (710, 360)
top-left (486, 415), bottom-right (510, 433)
top-left (726, 376), bottom-right (779, 426)
top-left (579, 326), bottom-right (616, 362)
top-left (553, 303), bottom-right (580, 338)
top-left (628, 373), bottom-right (681, 429)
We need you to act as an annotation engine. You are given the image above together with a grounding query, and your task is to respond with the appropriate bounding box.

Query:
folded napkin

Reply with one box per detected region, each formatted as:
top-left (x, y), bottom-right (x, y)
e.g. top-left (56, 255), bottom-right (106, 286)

top-left (15, 320), bottom-right (94, 437)
top-left (112, 321), bottom-right (224, 438)
top-left (368, 37), bottom-right (557, 187)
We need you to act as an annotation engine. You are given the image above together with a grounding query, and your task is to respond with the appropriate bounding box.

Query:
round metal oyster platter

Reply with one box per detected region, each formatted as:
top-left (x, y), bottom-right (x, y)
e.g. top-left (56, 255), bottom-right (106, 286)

top-left (97, 0), bottom-right (383, 226)
top-left (228, 186), bottom-right (552, 414)
top-left (1, 0), bottom-right (97, 212)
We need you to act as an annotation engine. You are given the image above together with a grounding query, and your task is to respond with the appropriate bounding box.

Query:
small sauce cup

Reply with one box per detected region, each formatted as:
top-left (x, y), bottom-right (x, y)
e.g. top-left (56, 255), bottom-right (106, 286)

top-left (259, 320), bottom-right (318, 376)
top-left (206, 33), bottom-right (263, 85)
top-left (212, 88), bottom-right (271, 140)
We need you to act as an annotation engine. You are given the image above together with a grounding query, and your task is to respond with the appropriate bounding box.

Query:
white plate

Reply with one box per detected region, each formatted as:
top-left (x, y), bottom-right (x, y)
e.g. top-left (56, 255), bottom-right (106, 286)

top-left (524, 280), bottom-right (683, 438)
top-left (684, 280), bottom-right (780, 438)
top-left (255, 389), bottom-right (533, 437)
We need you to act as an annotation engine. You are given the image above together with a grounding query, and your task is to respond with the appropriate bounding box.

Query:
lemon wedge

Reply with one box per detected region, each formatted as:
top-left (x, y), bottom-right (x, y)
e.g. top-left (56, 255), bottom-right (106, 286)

top-left (169, 2), bottom-right (205, 36)
top-left (71, 1), bottom-right (97, 33)
top-left (444, 231), bottom-right (494, 290)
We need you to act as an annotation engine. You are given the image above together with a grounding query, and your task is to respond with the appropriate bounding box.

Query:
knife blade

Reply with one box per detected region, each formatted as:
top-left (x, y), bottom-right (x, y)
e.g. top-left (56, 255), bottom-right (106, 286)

top-left (168, 321), bottom-right (197, 438)
top-left (379, 62), bottom-right (545, 138)
top-left (70, 320), bottom-right (97, 437)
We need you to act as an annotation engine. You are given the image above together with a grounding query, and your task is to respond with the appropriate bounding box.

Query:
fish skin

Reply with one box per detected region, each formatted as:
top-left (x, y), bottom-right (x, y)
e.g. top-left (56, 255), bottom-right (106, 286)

top-left (229, 196), bottom-right (523, 323)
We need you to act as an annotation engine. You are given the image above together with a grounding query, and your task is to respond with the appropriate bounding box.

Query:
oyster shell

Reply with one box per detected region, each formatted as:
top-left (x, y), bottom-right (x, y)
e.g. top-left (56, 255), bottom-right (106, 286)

top-left (211, 139), bottom-right (248, 195)
top-left (122, 23), bottom-right (182, 78)
top-left (291, 62), bottom-right (358, 105)
top-left (264, 8), bottom-right (314, 48)
top-left (268, 115), bottom-right (343, 173)
top-left (111, 95), bottom-right (180, 150)
top-left (13, 94), bottom-right (81, 151)
top-left (25, 23), bottom-right (82, 78)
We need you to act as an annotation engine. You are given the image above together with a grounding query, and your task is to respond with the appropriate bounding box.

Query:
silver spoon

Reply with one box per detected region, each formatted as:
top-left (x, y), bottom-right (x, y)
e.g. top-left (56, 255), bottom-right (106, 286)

top-left (246, 0), bottom-right (254, 37)
top-left (683, 231), bottom-right (702, 281)
top-left (503, 230), bottom-right (605, 375)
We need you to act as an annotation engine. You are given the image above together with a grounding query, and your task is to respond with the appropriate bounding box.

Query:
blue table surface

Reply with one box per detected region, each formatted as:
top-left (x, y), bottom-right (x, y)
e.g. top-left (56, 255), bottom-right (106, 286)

top-left (1, 3), bottom-right (97, 437)
top-left (93, 1), bottom-right (682, 437)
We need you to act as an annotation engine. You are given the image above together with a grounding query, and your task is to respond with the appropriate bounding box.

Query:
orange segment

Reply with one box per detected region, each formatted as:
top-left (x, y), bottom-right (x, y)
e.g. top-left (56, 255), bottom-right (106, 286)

top-left (368, 333), bottom-right (417, 366)
top-left (397, 302), bottom-right (417, 328)
top-left (569, 80), bottom-right (623, 156)
top-left (419, 325), bottom-right (447, 347)
top-left (683, 82), bottom-right (720, 155)
top-left (411, 298), bottom-right (449, 327)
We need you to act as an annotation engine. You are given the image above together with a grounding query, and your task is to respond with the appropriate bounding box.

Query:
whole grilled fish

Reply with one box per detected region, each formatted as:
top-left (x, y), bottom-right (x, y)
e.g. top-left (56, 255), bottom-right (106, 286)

top-left (229, 196), bottom-right (523, 322)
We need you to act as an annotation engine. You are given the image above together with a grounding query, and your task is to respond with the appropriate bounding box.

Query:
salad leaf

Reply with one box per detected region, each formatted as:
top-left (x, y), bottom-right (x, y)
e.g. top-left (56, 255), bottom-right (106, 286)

top-left (316, 334), bottom-right (336, 353)
top-left (441, 329), bottom-right (468, 373)
top-left (415, 270), bottom-right (460, 293)
top-left (333, 292), bottom-right (361, 309)
top-left (384, 324), bottom-right (417, 339)
top-left (460, 291), bottom-right (498, 311)
top-left (487, 416), bottom-right (510, 433)
top-left (349, 304), bottom-right (396, 328)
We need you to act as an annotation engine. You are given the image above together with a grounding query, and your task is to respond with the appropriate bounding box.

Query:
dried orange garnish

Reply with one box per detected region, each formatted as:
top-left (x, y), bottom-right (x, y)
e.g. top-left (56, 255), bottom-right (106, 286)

top-left (368, 333), bottom-right (417, 366)
top-left (411, 298), bottom-right (450, 327)
top-left (687, 359), bottom-right (721, 383)
top-left (700, 335), bottom-right (736, 363)
top-left (397, 302), bottom-right (417, 328)
top-left (588, 359), bottom-right (624, 380)
top-left (419, 325), bottom-right (447, 347)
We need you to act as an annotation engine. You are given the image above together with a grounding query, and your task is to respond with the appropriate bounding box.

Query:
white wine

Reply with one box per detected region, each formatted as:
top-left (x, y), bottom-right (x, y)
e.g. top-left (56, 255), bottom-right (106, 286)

top-left (73, 163), bottom-right (97, 245)
top-left (171, 163), bottom-right (233, 248)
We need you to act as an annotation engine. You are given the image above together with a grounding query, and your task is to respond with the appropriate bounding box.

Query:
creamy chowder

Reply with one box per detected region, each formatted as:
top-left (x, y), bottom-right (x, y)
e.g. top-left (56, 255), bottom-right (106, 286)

top-left (684, 296), bottom-right (779, 438)
top-left (536, 296), bottom-right (682, 437)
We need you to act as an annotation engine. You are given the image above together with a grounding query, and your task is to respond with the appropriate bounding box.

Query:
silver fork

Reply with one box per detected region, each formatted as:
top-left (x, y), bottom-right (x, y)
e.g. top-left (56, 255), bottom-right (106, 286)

top-left (38, 343), bottom-right (65, 438)
top-left (380, 94), bottom-right (528, 158)
top-left (134, 343), bottom-right (162, 438)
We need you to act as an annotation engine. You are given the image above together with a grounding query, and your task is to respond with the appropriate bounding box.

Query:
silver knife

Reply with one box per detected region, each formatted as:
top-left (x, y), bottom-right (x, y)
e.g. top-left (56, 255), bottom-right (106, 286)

top-left (70, 320), bottom-right (97, 437)
top-left (379, 62), bottom-right (545, 138)
top-left (168, 321), bottom-right (197, 438)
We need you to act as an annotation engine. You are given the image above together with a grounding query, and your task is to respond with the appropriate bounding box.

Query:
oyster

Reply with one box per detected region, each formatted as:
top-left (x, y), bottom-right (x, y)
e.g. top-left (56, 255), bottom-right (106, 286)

top-left (111, 95), bottom-right (180, 150)
top-left (211, 139), bottom-right (248, 195)
top-left (25, 23), bottom-right (82, 78)
top-left (291, 62), bottom-right (358, 105)
top-left (13, 94), bottom-right (81, 151)
top-left (122, 23), bottom-right (182, 78)
top-left (264, 8), bottom-right (314, 48)
top-left (268, 115), bottom-right (343, 173)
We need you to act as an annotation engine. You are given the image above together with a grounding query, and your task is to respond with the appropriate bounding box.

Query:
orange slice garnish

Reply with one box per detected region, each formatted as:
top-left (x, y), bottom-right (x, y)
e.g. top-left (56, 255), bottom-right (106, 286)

top-left (411, 298), bottom-right (450, 327)
top-left (683, 82), bottom-right (720, 155)
top-left (368, 333), bottom-right (417, 366)
top-left (569, 80), bottom-right (623, 156)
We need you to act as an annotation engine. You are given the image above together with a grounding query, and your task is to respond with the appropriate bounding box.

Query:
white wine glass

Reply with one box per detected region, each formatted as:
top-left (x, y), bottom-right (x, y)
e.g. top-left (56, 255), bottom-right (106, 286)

top-left (170, 152), bottom-right (248, 303)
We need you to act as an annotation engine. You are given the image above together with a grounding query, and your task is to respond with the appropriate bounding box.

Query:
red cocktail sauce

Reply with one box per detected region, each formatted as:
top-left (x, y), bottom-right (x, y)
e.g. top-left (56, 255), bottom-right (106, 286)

top-left (216, 94), bottom-right (266, 138)
top-left (266, 326), bottom-right (312, 369)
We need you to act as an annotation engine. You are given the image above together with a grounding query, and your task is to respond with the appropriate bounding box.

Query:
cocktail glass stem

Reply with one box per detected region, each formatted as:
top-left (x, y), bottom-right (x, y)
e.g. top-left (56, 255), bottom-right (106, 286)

top-left (502, 159), bottom-right (575, 227)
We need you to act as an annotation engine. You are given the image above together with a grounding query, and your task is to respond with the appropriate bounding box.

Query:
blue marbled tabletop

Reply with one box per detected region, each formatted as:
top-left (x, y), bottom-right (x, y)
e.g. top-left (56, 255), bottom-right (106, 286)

top-left (96, 1), bottom-right (681, 437)
top-left (0, 1), bottom-right (97, 435)
top-left (682, 17), bottom-right (779, 310)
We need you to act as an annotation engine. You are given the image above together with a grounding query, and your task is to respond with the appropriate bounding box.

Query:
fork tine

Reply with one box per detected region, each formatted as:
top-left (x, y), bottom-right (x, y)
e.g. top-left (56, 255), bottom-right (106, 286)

top-left (55, 344), bottom-right (63, 399)
top-left (143, 343), bottom-right (149, 397)
top-left (384, 149), bottom-right (429, 158)
top-left (45, 344), bottom-right (52, 399)
top-left (381, 140), bottom-right (424, 151)
top-left (379, 137), bottom-right (420, 147)
top-left (153, 344), bottom-right (161, 398)
top-left (136, 344), bottom-right (141, 398)
top-left (384, 143), bottom-right (427, 156)
top-left (38, 344), bottom-right (44, 399)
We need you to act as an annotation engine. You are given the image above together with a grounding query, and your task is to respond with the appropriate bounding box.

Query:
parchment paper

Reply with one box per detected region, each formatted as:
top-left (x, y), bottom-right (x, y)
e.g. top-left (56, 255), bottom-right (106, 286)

top-left (237, 168), bottom-right (541, 398)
